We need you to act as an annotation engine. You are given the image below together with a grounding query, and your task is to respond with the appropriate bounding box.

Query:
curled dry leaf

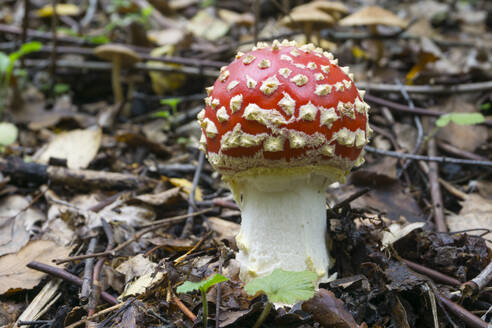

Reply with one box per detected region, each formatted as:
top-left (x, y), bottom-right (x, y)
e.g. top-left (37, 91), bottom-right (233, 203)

top-left (0, 240), bottom-right (71, 295)
top-left (302, 289), bottom-right (361, 328)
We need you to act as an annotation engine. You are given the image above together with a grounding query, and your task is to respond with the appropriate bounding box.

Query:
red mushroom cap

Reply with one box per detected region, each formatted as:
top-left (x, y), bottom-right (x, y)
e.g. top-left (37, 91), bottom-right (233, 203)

top-left (197, 40), bottom-right (371, 176)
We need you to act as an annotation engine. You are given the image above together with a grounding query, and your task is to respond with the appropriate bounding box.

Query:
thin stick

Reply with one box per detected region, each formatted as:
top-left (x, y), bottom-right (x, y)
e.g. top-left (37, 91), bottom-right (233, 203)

top-left (401, 259), bottom-right (460, 287)
top-left (88, 219), bottom-right (115, 316)
top-left (365, 94), bottom-right (492, 127)
top-left (427, 137), bottom-right (447, 232)
top-left (182, 151), bottom-right (205, 237)
top-left (437, 293), bottom-right (488, 328)
top-left (54, 209), bottom-right (212, 264)
top-left (173, 294), bottom-right (197, 322)
top-left (49, 0), bottom-right (58, 95)
top-left (365, 146), bottom-right (492, 167)
top-left (253, 0), bottom-right (260, 44)
top-left (26, 261), bottom-right (118, 305)
top-left (461, 260), bottom-right (492, 298)
top-left (64, 302), bottom-right (126, 328)
top-left (436, 140), bottom-right (489, 162)
top-left (21, 0), bottom-right (30, 68)
top-left (80, 237), bottom-right (97, 304)
top-left (357, 80), bottom-right (492, 94)
top-left (393, 79), bottom-right (424, 176)
top-left (80, 0), bottom-right (97, 29)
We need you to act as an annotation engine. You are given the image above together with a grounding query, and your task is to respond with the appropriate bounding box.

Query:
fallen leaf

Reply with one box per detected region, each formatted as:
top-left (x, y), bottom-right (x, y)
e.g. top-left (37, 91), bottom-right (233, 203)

top-left (131, 187), bottom-right (181, 206)
top-left (36, 4), bottom-right (80, 17)
top-left (435, 97), bottom-right (488, 152)
top-left (187, 9), bottom-right (230, 41)
top-left (0, 240), bottom-right (71, 295)
top-left (35, 128), bottom-right (102, 169)
top-left (446, 193), bottom-right (492, 247)
top-left (0, 195), bottom-right (45, 256)
top-left (119, 271), bottom-right (165, 299)
top-left (116, 254), bottom-right (158, 283)
top-left (169, 178), bottom-right (203, 201)
top-left (302, 289), bottom-right (360, 328)
top-left (381, 222), bottom-right (426, 249)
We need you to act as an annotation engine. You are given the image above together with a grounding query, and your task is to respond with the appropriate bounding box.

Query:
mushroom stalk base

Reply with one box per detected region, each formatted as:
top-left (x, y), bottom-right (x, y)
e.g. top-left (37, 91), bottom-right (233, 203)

top-left (232, 173), bottom-right (332, 283)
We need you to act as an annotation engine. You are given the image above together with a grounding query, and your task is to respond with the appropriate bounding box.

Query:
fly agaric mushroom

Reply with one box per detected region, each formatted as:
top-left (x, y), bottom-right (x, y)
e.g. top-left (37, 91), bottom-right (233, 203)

top-left (197, 40), bottom-right (371, 283)
top-left (94, 44), bottom-right (141, 104)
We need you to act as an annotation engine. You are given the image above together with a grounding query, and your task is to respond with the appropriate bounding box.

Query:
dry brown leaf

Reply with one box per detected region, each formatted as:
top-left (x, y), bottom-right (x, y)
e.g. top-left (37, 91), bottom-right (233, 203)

top-left (447, 193), bottom-right (492, 247)
top-left (35, 128), bottom-right (102, 169)
top-left (302, 289), bottom-right (360, 328)
top-left (0, 195), bottom-right (45, 257)
top-left (116, 254), bottom-right (158, 283)
top-left (0, 240), bottom-right (72, 295)
top-left (132, 187), bottom-right (181, 206)
top-left (187, 9), bottom-right (229, 41)
top-left (435, 97), bottom-right (487, 152)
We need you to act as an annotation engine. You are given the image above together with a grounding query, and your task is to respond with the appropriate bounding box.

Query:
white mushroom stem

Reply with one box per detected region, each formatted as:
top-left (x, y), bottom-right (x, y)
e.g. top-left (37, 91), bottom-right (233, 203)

top-left (230, 172), bottom-right (335, 284)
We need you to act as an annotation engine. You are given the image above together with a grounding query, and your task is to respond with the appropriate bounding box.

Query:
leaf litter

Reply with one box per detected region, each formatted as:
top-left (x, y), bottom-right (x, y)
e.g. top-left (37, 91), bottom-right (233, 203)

top-left (0, 0), bottom-right (491, 327)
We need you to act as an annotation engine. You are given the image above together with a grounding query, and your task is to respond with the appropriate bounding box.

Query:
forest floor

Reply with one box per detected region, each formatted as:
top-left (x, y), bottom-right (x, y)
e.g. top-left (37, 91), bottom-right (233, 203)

top-left (0, 0), bottom-right (491, 327)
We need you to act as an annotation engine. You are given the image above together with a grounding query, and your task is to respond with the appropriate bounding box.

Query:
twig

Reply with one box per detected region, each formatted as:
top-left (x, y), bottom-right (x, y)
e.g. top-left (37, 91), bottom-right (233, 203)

top-left (461, 260), bottom-right (492, 298)
top-left (23, 59), bottom-right (220, 78)
top-left (64, 302), bottom-right (126, 328)
top-left (54, 209), bottom-right (213, 264)
top-left (88, 219), bottom-right (115, 316)
top-left (0, 157), bottom-right (159, 190)
top-left (26, 261), bottom-right (118, 305)
top-left (394, 79), bottom-right (424, 177)
top-left (21, 0), bottom-right (30, 68)
top-left (181, 152), bottom-right (205, 237)
top-left (357, 80), bottom-right (492, 94)
top-left (173, 294), bottom-right (197, 322)
top-left (331, 187), bottom-right (370, 212)
top-left (427, 137), bottom-right (447, 232)
top-left (80, 0), bottom-right (97, 29)
top-left (49, 0), bottom-right (58, 95)
top-left (436, 140), bottom-right (489, 162)
top-left (80, 237), bottom-right (97, 304)
top-left (401, 259), bottom-right (461, 287)
top-left (365, 94), bottom-right (492, 127)
top-left (253, 0), bottom-right (260, 44)
top-left (437, 293), bottom-right (488, 328)
top-left (365, 146), bottom-right (492, 167)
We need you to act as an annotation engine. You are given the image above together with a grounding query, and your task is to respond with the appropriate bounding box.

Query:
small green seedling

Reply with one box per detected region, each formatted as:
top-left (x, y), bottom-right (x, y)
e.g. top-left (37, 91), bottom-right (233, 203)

top-left (177, 273), bottom-right (229, 327)
top-left (0, 41), bottom-right (43, 114)
top-left (435, 112), bottom-right (485, 128)
top-left (160, 97), bottom-right (182, 116)
top-left (244, 269), bottom-right (317, 328)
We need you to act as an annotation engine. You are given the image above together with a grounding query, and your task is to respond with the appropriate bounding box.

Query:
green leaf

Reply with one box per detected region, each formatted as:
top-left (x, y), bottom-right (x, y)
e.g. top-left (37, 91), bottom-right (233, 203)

top-left (160, 97), bottom-right (182, 115)
top-left (479, 103), bottom-right (490, 111)
top-left (176, 274), bottom-right (228, 294)
top-left (436, 112), bottom-right (485, 128)
top-left (244, 269), bottom-right (317, 304)
top-left (0, 122), bottom-right (18, 146)
top-left (54, 83), bottom-right (70, 95)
